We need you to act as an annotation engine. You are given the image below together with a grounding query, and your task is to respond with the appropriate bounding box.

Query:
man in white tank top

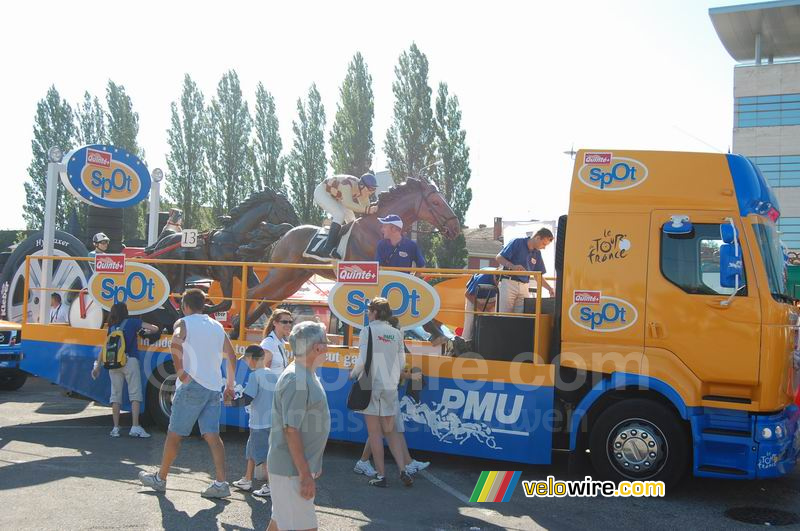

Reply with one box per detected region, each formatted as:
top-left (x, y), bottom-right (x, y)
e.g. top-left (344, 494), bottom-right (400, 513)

top-left (139, 289), bottom-right (238, 498)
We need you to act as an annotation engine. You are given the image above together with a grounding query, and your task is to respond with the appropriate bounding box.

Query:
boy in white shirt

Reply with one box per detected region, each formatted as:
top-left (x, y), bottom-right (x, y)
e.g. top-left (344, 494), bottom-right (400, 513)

top-left (232, 345), bottom-right (279, 497)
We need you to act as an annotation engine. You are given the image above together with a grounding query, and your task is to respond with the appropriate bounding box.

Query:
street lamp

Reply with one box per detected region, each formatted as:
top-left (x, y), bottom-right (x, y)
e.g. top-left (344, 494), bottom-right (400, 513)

top-left (47, 146), bottom-right (63, 163)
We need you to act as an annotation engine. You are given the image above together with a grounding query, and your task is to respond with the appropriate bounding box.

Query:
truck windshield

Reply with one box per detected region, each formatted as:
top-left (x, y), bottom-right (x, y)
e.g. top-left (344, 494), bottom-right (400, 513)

top-left (753, 221), bottom-right (791, 303)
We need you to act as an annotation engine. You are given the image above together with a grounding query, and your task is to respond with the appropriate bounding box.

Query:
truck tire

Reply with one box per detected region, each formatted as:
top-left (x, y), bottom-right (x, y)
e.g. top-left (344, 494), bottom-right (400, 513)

top-left (0, 369), bottom-right (27, 391)
top-left (0, 231), bottom-right (91, 323)
top-left (145, 361), bottom-right (176, 430)
top-left (589, 398), bottom-right (688, 486)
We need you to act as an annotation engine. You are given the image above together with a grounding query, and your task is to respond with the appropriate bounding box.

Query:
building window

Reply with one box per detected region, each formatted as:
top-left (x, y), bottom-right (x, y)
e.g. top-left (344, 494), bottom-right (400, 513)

top-left (479, 259), bottom-right (490, 268)
top-left (661, 223), bottom-right (747, 296)
top-left (778, 217), bottom-right (800, 250)
top-left (735, 93), bottom-right (800, 127)
top-left (749, 155), bottom-right (800, 188)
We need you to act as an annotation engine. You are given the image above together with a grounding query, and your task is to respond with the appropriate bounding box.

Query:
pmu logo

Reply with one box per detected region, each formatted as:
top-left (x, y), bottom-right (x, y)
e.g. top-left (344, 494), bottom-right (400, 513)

top-left (441, 388), bottom-right (524, 425)
top-left (88, 262), bottom-right (170, 315)
top-left (578, 155), bottom-right (649, 191)
top-left (568, 294), bottom-right (638, 332)
top-left (63, 144), bottom-right (151, 209)
top-left (328, 271), bottom-right (440, 329)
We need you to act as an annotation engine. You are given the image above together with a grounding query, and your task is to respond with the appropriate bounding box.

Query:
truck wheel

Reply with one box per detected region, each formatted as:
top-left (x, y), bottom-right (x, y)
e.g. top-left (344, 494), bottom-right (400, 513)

top-left (589, 398), bottom-right (688, 486)
top-left (0, 369), bottom-right (27, 391)
top-left (145, 362), bottom-right (176, 430)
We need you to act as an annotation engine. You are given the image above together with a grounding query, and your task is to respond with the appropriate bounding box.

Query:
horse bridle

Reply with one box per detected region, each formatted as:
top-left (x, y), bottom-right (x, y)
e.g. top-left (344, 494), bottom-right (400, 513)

top-left (414, 186), bottom-right (459, 234)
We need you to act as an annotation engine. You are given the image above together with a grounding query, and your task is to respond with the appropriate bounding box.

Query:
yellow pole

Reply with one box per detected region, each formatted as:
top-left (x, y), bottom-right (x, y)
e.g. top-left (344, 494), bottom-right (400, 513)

top-left (534, 272), bottom-right (542, 362)
top-left (239, 264), bottom-right (248, 341)
top-left (22, 256), bottom-right (30, 325)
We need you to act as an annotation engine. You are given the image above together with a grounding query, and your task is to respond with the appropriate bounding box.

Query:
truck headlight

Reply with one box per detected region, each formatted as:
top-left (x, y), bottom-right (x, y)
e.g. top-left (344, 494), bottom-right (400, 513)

top-left (775, 425), bottom-right (785, 438)
top-left (762, 427), bottom-right (773, 439)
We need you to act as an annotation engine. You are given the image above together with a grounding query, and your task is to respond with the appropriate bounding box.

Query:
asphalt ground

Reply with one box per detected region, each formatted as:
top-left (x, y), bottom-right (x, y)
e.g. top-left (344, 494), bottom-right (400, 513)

top-left (2, 377), bottom-right (800, 530)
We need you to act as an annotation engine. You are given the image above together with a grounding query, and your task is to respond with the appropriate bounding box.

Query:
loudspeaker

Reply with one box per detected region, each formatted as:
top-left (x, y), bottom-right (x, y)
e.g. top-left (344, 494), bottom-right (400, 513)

top-left (473, 315), bottom-right (534, 362)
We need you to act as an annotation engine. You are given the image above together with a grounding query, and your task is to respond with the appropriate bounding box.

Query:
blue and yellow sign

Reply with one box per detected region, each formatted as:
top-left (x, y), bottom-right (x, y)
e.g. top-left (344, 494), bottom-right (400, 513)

top-left (62, 145), bottom-right (151, 208)
top-left (328, 271), bottom-right (440, 330)
top-left (88, 262), bottom-right (170, 315)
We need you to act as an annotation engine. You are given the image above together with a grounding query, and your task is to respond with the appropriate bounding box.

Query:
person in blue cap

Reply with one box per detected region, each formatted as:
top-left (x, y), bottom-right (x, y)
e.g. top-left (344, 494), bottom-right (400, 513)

top-left (314, 173), bottom-right (379, 258)
top-left (375, 215), bottom-right (426, 269)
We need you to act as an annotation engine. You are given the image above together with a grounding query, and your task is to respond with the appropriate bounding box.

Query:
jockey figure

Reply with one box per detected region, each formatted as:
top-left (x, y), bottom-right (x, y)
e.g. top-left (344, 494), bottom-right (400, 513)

top-left (313, 172), bottom-right (379, 258)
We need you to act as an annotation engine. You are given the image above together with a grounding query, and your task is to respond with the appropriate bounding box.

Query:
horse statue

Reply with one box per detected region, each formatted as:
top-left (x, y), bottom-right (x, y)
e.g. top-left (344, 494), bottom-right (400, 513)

top-left (234, 178), bottom-right (461, 335)
top-left (143, 188), bottom-right (299, 318)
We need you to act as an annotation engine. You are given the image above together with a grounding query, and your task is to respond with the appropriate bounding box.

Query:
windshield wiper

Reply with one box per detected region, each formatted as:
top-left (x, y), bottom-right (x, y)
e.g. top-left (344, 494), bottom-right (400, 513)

top-left (772, 292), bottom-right (798, 304)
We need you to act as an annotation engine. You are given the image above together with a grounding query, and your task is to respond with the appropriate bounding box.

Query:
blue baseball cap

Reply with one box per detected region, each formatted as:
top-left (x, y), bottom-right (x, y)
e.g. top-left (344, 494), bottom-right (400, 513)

top-left (360, 173), bottom-right (378, 188)
top-left (378, 215), bottom-right (403, 229)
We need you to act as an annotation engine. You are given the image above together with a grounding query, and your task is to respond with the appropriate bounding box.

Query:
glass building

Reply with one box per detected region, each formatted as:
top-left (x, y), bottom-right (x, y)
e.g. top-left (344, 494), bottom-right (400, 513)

top-left (710, 0), bottom-right (800, 250)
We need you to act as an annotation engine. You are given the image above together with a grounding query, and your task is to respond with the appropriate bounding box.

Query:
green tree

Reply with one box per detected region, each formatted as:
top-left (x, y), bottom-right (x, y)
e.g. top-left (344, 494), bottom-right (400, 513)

top-left (252, 82), bottom-right (286, 194)
top-left (106, 80), bottom-right (145, 242)
top-left (207, 70), bottom-right (254, 220)
top-left (432, 82), bottom-right (472, 268)
top-left (76, 92), bottom-right (107, 145)
top-left (287, 85), bottom-right (326, 225)
top-left (22, 86), bottom-right (77, 229)
top-left (384, 43), bottom-right (436, 183)
top-left (330, 52), bottom-right (374, 176)
top-left (165, 74), bottom-right (210, 229)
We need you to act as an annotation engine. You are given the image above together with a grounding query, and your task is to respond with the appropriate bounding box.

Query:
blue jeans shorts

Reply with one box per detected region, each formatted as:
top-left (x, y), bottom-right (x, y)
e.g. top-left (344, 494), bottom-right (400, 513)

top-left (246, 428), bottom-right (270, 464)
top-left (168, 379), bottom-right (221, 436)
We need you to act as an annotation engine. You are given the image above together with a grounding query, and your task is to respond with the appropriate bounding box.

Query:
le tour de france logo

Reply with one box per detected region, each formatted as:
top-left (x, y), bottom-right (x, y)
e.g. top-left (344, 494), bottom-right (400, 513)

top-left (88, 262), bottom-right (170, 315)
top-left (62, 145), bottom-right (151, 208)
top-left (568, 291), bottom-right (638, 333)
top-left (328, 271), bottom-right (440, 329)
top-left (578, 152), bottom-right (649, 192)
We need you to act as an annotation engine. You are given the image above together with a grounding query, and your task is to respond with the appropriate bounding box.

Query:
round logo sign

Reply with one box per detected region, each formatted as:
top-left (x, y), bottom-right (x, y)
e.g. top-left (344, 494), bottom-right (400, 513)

top-left (62, 145), bottom-right (151, 208)
top-left (568, 295), bottom-right (638, 333)
top-left (328, 271), bottom-right (440, 330)
top-left (578, 156), bottom-right (649, 192)
top-left (88, 262), bottom-right (170, 315)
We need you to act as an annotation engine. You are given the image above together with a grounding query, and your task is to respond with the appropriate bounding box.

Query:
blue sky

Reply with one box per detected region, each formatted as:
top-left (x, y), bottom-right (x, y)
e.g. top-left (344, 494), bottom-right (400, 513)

top-left (0, 0), bottom-right (746, 230)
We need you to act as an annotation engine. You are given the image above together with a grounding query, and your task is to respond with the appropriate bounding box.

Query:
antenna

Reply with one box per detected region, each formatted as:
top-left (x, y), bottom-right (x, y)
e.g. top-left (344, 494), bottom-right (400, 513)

top-left (563, 144), bottom-right (577, 160)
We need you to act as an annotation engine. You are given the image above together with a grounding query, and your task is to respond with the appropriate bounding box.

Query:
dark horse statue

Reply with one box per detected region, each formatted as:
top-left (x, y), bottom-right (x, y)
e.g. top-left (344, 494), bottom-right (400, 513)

top-left (143, 188), bottom-right (299, 317)
top-left (234, 178), bottom-right (462, 335)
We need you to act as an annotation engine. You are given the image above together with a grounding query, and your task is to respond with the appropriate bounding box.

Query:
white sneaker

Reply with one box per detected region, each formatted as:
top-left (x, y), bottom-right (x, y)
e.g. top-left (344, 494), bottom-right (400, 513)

top-left (232, 478), bottom-right (252, 491)
top-left (129, 426), bottom-right (151, 438)
top-left (353, 459), bottom-right (377, 477)
top-left (252, 484), bottom-right (271, 498)
top-left (110, 427), bottom-right (121, 437)
top-left (407, 459), bottom-right (430, 473)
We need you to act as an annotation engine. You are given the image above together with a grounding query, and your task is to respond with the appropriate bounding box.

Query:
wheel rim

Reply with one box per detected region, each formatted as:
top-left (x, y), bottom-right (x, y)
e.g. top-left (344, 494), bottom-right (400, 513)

top-left (158, 374), bottom-right (177, 419)
top-left (606, 417), bottom-right (668, 479)
top-left (6, 249), bottom-right (89, 323)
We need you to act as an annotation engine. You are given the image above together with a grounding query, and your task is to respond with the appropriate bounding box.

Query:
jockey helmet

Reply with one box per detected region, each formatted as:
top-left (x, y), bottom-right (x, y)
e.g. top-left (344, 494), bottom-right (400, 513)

top-left (360, 173), bottom-right (378, 189)
top-left (92, 232), bottom-right (110, 244)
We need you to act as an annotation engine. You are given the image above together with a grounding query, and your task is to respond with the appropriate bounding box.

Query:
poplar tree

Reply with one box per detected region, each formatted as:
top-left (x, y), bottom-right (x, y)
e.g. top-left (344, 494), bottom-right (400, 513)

top-left (252, 82), bottom-right (286, 194)
top-left (165, 74), bottom-right (210, 229)
top-left (384, 43), bottom-right (436, 183)
top-left (330, 52), bottom-right (374, 177)
top-left (207, 70), bottom-right (254, 220)
top-left (432, 82), bottom-right (472, 268)
top-left (287, 85), bottom-right (326, 225)
top-left (76, 92), bottom-right (107, 145)
top-left (106, 80), bottom-right (144, 242)
top-left (23, 86), bottom-right (77, 229)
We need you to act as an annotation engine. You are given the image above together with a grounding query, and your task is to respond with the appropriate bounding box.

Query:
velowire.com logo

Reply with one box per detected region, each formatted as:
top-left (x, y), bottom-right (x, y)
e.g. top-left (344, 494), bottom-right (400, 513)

top-left (469, 471), bottom-right (522, 502)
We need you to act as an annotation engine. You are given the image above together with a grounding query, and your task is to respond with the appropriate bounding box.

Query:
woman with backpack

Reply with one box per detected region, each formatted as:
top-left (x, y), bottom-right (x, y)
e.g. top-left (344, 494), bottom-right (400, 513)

top-left (91, 302), bottom-right (161, 438)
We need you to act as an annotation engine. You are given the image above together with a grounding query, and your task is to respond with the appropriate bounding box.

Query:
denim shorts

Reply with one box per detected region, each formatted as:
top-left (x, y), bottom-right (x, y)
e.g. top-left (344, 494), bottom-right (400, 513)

top-left (168, 379), bottom-right (221, 436)
top-left (246, 428), bottom-right (270, 464)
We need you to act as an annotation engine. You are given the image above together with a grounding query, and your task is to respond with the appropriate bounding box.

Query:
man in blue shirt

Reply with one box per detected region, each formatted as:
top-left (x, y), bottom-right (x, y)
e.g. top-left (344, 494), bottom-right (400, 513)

top-left (375, 215), bottom-right (426, 269)
top-left (495, 228), bottom-right (555, 314)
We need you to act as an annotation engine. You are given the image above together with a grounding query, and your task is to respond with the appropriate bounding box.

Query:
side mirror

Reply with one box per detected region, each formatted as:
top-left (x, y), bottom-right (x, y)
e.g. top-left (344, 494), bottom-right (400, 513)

top-left (721, 223), bottom-right (736, 244)
top-left (720, 243), bottom-right (743, 289)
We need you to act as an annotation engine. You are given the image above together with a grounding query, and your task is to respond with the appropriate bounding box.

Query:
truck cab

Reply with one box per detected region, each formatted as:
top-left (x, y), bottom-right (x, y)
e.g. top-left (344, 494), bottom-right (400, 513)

top-left (555, 150), bottom-right (800, 482)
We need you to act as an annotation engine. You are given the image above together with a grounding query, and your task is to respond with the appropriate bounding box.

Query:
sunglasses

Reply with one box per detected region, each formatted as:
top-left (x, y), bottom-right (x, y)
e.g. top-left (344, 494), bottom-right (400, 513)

top-left (278, 320), bottom-right (294, 325)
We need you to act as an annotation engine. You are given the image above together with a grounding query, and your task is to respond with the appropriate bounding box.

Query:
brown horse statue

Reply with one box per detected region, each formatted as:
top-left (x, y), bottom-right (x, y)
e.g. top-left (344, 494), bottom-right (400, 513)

top-left (233, 178), bottom-right (461, 336)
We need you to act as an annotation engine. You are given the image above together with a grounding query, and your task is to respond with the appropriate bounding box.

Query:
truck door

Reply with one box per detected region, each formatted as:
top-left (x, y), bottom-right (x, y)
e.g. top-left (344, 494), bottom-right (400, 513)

top-left (646, 211), bottom-right (761, 389)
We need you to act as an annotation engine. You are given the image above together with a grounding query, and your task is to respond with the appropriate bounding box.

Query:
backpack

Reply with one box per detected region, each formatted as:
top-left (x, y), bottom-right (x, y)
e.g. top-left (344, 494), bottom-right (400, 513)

top-left (101, 322), bottom-right (127, 369)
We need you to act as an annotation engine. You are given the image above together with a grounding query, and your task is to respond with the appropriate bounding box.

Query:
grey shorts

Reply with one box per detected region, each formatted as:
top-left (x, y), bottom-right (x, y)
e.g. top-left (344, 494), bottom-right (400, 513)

top-left (168, 379), bottom-right (221, 436)
top-left (109, 357), bottom-right (142, 403)
top-left (246, 428), bottom-right (270, 464)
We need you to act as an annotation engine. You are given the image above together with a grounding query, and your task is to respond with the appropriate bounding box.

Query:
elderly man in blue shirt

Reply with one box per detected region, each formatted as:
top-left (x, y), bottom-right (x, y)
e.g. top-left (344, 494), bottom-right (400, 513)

top-left (495, 228), bottom-right (555, 314)
top-left (375, 215), bottom-right (426, 269)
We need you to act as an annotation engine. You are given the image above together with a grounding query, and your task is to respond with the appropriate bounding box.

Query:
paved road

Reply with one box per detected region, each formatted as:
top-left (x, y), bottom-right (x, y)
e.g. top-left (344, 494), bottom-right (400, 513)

top-left (2, 377), bottom-right (800, 530)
